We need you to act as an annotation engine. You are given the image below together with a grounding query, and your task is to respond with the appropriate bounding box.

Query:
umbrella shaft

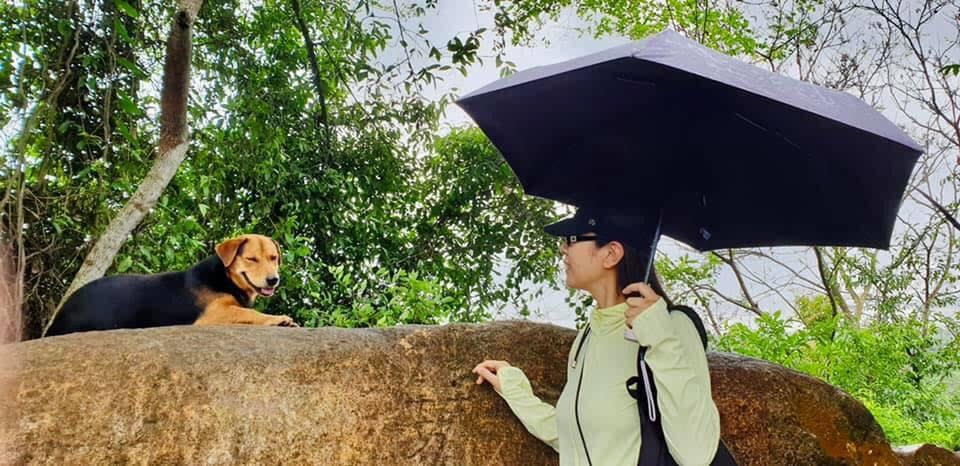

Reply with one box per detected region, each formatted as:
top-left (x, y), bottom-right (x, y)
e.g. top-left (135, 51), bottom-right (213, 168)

top-left (643, 211), bottom-right (663, 283)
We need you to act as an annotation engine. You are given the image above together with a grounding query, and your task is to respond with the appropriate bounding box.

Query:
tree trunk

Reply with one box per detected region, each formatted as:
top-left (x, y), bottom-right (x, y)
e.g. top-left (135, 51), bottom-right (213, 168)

top-left (0, 243), bottom-right (21, 344)
top-left (45, 1), bottom-right (203, 335)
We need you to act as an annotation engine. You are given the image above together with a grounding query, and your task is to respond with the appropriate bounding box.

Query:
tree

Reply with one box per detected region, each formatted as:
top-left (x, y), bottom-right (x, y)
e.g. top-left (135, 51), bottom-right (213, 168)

top-left (48, 0), bottom-right (204, 333)
top-left (1, 0), bottom-right (567, 337)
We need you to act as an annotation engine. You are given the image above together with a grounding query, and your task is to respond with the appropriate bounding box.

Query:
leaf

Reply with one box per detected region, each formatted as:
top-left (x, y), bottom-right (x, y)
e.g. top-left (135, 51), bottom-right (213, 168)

top-left (117, 256), bottom-right (133, 272)
top-left (57, 19), bottom-right (72, 36)
top-left (114, 18), bottom-right (130, 43)
top-left (941, 64), bottom-right (960, 76)
top-left (116, 0), bottom-right (139, 19)
top-left (116, 57), bottom-right (147, 79)
top-left (116, 120), bottom-right (133, 143)
top-left (117, 93), bottom-right (140, 115)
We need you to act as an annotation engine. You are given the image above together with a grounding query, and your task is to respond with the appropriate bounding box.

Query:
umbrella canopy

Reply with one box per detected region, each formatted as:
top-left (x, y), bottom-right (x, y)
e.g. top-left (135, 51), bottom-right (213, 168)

top-left (456, 30), bottom-right (922, 251)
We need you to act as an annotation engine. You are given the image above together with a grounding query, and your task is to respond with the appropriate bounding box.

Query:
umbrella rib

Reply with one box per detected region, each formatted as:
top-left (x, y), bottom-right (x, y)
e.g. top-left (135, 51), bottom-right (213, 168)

top-left (733, 112), bottom-right (803, 152)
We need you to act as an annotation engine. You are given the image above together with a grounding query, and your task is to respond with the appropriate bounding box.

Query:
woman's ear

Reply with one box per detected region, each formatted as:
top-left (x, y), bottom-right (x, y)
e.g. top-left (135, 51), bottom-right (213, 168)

top-left (602, 241), bottom-right (625, 269)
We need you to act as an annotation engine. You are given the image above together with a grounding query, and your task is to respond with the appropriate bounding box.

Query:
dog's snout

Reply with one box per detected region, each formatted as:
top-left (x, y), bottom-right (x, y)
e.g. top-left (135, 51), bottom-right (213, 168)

top-left (266, 276), bottom-right (279, 287)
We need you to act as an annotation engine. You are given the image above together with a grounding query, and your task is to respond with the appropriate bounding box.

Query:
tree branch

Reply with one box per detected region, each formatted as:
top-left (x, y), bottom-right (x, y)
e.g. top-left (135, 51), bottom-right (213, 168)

top-left (711, 249), bottom-right (761, 313)
top-left (290, 0), bottom-right (330, 131)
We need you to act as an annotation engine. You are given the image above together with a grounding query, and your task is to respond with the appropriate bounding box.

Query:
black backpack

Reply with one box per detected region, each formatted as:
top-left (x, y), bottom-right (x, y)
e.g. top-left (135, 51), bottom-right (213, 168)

top-left (625, 305), bottom-right (738, 466)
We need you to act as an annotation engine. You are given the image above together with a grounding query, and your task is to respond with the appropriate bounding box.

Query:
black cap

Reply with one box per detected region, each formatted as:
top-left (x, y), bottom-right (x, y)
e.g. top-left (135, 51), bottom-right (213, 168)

top-left (543, 206), bottom-right (661, 251)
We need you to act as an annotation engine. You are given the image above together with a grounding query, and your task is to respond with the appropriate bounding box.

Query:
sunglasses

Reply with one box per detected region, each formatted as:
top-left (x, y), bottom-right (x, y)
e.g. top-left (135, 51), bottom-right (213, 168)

top-left (560, 235), bottom-right (599, 246)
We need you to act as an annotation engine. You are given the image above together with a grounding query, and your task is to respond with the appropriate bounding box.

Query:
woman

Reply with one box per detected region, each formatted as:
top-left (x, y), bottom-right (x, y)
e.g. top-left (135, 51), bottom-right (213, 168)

top-left (472, 207), bottom-right (720, 466)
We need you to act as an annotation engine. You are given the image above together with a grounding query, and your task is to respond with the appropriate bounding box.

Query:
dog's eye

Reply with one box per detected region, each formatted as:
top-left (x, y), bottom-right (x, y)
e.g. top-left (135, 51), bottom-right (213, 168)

top-left (245, 257), bottom-right (259, 263)
top-left (269, 256), bottom-right (278, 262)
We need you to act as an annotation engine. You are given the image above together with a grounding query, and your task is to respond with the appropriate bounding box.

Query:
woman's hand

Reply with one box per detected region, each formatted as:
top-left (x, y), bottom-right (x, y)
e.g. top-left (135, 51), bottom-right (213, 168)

top-left (473, 360), bottom-right (511, 394)
top-left (623, 282), bottom-right (661, 329)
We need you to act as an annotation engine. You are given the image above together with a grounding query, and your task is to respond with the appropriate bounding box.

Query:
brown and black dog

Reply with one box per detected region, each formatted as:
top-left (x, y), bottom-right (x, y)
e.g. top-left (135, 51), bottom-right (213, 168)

top-left (45, 234), bottom-right (297, 337)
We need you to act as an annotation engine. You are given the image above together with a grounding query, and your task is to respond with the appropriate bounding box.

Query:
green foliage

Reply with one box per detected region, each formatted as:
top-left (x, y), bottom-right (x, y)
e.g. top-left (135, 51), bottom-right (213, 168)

top-left (657, 252), bottom-right (723, 308)
top-left (484, 0), bottom-right (758, 56)
top-left (796, 294), bottom-right (832, 327)
top-left (581, 0), bottom-right (758, 55)
top-left (1, 0), bottom-right (555, 335)
top-left (295, 266), bottom-right (460, 328)
top-left (715, 311), bottom-right (960, 449)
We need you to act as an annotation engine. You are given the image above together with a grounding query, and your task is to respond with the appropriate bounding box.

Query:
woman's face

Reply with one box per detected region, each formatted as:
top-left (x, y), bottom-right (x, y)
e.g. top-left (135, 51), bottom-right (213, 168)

top-left (560, 233), bottom-right (609, 291)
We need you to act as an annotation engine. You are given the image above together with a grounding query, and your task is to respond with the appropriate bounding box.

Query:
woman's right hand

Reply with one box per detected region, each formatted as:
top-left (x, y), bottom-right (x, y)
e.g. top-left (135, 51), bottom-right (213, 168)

top-left (473, 360), bottom-right (512, 394)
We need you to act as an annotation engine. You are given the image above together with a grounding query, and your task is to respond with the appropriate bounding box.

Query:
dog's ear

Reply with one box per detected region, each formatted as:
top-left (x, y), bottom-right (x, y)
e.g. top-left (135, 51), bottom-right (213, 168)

top-left (216, 237), bottom-right (248, 267)
top-left (271, 239), bottom-right (282, 266)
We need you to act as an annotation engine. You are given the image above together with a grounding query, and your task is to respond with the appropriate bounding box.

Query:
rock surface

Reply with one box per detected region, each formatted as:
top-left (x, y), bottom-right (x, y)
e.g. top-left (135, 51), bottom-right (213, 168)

top-left (894, 444), bottom-right (960, 466)
top-left (0, 321), bottom-right (911, 465)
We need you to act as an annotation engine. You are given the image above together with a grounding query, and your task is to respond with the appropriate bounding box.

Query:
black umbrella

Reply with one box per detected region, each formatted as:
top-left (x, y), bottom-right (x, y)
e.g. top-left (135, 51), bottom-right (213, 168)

top-left (456, 30), bottom-right (922, 253)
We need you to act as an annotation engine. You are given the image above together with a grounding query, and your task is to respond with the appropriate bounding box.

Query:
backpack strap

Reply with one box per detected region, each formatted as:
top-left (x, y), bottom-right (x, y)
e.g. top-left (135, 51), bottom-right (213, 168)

top-left (627, 344), bottom-right (676, 466)
top-left (667, 305), bottom-right (708, 350)
top-left (625, 306), bottom-right (738, 466)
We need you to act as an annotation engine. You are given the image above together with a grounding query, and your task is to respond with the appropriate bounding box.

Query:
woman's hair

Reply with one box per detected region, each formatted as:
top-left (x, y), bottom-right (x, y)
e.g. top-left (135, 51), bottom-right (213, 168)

top-left (596, 238), bottom-right (673, 308)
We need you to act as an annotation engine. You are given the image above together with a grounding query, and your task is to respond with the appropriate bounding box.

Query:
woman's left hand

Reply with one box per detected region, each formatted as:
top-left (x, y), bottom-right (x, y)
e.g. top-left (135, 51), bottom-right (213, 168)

top-left (622, 282), bottom-right (661, 329)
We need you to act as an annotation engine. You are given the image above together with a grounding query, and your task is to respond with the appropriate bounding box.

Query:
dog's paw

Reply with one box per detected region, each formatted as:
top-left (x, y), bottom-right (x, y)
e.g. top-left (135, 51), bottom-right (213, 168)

top-left (271, 315), bottom-right (299, 327)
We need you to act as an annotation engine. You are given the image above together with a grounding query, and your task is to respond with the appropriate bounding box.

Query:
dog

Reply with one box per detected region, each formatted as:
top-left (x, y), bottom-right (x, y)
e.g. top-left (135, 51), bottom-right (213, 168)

top-left (44, 234), bottom-right (297, 337)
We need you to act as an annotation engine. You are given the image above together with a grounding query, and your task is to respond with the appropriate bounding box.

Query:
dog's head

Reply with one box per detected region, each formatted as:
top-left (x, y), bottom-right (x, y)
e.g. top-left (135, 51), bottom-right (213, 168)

top-left (216, 234), bottom-right (282, 299)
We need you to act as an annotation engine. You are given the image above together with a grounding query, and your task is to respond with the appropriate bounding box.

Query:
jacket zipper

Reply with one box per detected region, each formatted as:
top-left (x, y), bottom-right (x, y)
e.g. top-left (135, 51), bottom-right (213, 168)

top-left (573, 326), bottom-right (593, 466)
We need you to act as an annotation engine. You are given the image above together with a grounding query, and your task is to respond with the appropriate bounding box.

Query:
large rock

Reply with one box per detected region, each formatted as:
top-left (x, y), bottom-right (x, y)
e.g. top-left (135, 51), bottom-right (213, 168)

top-left (0, 321), bottom-right (906, 465)
top-left (894, 444), bottom-right (960, 466)
top-left (709, 352), bottom-right (898, 465)
top-left (0, 325), bottom-right (18, 464)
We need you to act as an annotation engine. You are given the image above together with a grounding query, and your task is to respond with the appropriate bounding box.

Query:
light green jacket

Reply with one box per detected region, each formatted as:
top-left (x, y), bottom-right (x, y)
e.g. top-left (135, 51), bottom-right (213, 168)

top-left (497, 299), bottom-right (720, 466)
